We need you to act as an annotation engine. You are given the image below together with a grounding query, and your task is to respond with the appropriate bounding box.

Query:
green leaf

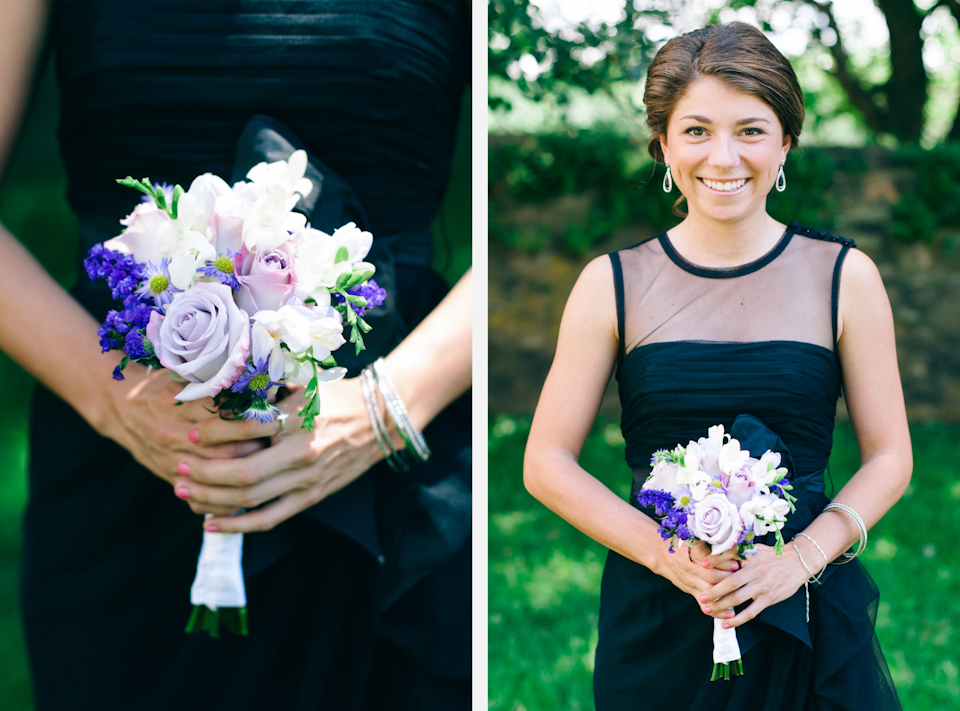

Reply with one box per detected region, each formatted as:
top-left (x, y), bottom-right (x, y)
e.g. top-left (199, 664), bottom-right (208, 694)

top-left (334, 245), bottom-right (350, 264)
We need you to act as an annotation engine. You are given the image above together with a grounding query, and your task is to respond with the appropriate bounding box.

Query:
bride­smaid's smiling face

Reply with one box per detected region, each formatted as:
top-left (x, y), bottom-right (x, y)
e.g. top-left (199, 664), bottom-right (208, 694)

top-left (660, 75), bottom-right (791, 226)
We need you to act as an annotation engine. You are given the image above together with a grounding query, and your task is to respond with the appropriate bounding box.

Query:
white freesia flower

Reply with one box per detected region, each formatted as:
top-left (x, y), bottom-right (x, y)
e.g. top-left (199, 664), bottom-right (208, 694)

top-left (719, 438), bottom-right (750, 476)
top-left (242, 184), bottom-right (307, 251)
top-left (293, 223), bottom-right (373, 303)
top-left (186, 173), bottom-right (232, 230)
top-left (750, 451), bottom-right (788, 490)
top-left (739, 494), bottom-right (790, 536)
top-left (246, 149), bottom-right (314, 198)
top-left (251, 302), bottom-right (347, 383)
top-left (157, 193), bottom-right (217, 290)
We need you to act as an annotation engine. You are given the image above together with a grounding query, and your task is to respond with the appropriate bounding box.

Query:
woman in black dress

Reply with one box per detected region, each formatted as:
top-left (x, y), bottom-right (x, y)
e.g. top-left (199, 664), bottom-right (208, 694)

top-left (524, 23), bottom-right (909, 709)
top-left (0, 1), bottom-right (471, 709)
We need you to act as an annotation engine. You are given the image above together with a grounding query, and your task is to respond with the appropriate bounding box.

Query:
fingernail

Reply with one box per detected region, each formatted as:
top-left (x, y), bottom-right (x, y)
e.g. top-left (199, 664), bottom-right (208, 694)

top-left (175, 486), bottom-right (190, 499)
top-left (177, 462), bottom-right (190, 477)
top-left (702, 560), bottom-right (709, 568)
top-left (699, 595), bottom-right (708, 604)
top-left (188, 429), bottom-right (200, 444)
top-left (205, 525), bottom-right (219, 533)
top-left (704, 607), bottom-right (712, 614)
top-left (727, 611), bottom-right (734, 618)
top-left (722, 623), bottom-right (730, 629)
top-left (731, 563), bottom-right (739, 571)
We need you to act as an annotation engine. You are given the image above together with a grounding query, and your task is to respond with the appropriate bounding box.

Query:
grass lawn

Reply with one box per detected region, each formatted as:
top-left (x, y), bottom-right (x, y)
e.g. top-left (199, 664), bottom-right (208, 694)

top-left (489, 415), bottom-right (960, 711)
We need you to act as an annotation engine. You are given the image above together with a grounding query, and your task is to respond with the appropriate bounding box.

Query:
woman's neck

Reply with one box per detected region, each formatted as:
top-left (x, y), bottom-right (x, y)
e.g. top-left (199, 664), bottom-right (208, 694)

top-left (666, 210), bottom-right (785, 269)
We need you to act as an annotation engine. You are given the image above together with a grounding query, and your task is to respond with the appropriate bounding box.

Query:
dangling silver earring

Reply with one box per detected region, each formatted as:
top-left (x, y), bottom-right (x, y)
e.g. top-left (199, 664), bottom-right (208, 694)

top-left (663, 165), bottom-right (673, 193)
top-left (775, 164), bottom-right (786, 192)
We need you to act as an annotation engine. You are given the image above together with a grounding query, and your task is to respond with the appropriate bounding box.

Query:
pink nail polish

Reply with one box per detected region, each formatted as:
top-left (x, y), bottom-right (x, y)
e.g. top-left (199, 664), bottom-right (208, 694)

top-left (206, 525), bottom-right (219, 533)
top-left (722, 623), bottom-right (730, 629)
top-left (188, 429), bottom-right (200, 444)
top-left (177, 462), bottom-right (190, 477)
top-left (704, 607), bottom-right (712, 614)
top-left (731, 563), bottom-right (739, 571)
top-left (175, 486), bottom-right (190, 499)
top-left (699, 595), bottom-right (708, 604)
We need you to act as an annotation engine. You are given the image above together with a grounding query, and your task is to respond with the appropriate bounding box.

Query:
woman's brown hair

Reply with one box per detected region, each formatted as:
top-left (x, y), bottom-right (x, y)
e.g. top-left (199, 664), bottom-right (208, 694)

top-left (644, 22), bottom-right (805, 163)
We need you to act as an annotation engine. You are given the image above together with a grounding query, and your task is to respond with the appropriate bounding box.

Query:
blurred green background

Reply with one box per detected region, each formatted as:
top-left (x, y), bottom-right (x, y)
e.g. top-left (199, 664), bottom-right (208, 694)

top-left (489, 2), bottom-right (960, 710)
top-left (0, 63), bottom-right (471, 708)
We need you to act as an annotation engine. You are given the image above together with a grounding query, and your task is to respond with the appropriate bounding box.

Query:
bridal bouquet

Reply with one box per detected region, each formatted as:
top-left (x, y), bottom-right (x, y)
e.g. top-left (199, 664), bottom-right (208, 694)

top-left (637, 424), bottom-right (797, 681)
top-left (84, 151), bottom-right (386, 637)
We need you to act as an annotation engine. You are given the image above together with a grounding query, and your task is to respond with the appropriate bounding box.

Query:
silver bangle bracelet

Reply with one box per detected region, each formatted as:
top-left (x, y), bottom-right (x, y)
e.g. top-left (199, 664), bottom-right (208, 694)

top-left (371, 358), bottom-right (431, 463)
top-left (823, 502), bottom-right (868, 564)
top-left (360, 366), bottom-right (408, 472)
top-left (795, 532), bottom-right (828, 576)
top-left (792, 534), bottom-right (825, 585)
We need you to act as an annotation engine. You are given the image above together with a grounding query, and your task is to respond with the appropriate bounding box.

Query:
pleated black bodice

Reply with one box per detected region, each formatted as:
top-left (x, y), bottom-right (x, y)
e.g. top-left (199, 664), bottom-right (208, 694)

top-left (53, 0), bottom-right (469, 248)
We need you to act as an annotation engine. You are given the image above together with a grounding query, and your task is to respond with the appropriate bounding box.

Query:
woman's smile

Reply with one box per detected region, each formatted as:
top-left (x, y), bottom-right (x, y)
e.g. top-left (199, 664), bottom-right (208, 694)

top-left (699, 177), bottom-right (749, 193)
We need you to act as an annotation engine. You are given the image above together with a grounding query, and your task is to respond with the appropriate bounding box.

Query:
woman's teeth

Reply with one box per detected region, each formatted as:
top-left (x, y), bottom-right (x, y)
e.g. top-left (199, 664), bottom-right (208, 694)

top-left (702, 178), bottom-right (747, 192)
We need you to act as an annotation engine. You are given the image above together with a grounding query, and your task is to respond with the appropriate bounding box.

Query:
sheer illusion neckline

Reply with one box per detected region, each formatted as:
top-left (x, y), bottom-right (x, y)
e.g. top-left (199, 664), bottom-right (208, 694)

top-left (658, 225), bottom-right (795, 278)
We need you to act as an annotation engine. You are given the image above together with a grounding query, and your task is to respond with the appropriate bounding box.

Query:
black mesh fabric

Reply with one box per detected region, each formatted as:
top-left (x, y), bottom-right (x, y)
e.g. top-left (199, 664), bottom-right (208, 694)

top-left (593, 223), bottom-right (901, 710)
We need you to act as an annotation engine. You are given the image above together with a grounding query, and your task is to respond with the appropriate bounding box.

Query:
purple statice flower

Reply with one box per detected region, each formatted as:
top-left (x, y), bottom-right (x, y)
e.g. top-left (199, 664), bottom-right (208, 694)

top-left (231, 356), bottom-right (284, 398)
top-left (333, 279), bottom-right (387, 317)
top-left (198, 251), bottom-right (240, 289)
top-left (637, 488), bottom-right (675, 518)
top-left (84, 244), bottom-right (145, 301)
top-left (241, 397), bottom-right (283, 424)
top-left (98, 310), bottom-right (129, 351)
top-left (136, 259), bottom-right (180, 309)
top-left (676, 523), bottom-right (692, 540)
top-left (124, 329), bottom-right (151, 360)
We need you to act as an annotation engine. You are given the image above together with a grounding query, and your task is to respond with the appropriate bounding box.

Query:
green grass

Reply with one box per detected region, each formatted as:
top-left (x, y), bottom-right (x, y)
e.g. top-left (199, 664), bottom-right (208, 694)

top-left (489, 415), bottom-right (960, 711)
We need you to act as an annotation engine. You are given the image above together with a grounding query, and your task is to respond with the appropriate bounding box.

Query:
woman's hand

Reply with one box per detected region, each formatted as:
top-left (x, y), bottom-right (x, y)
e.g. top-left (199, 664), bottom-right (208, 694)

top-left (169, 377), bottom-right (386, 531)
top-left (97, 362), bottom-right (265, 490)
top-left (655, 540), bottom-right (741, 620)
top-left (698, 542), bottom-right (811, 629)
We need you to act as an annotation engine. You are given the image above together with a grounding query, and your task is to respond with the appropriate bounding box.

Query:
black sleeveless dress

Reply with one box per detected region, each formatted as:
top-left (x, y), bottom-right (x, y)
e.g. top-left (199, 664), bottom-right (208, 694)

top-left (20, 3), bottom-right (470, 710)
top-left (594, 224), bottom-right (901, 710)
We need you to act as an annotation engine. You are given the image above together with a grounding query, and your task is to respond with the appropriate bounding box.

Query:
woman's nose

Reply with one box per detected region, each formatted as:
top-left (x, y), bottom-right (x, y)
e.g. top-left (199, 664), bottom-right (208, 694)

top-left (708, 135), bottom-right (739, 170)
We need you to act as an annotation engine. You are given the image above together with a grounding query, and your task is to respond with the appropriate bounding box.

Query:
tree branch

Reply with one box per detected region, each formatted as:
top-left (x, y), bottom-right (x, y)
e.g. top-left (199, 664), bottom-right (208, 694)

top-left (806, 0), bottom-right (884, 133)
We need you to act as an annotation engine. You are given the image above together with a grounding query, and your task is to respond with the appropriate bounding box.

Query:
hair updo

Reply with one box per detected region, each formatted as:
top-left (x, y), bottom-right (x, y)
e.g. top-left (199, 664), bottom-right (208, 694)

top-left (643, 22), bottom-right (805, 162)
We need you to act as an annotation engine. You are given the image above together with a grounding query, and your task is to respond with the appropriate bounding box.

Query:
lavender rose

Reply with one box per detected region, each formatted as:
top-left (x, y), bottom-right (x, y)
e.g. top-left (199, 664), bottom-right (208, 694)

top-left (146, 282), bottom-right (250, 401)
top-left (689, 495), bottom-right (743, 555)
top-left (725, 462), bottom-right (759, 508)
top-left (234, 243), bottom-right (297, 314)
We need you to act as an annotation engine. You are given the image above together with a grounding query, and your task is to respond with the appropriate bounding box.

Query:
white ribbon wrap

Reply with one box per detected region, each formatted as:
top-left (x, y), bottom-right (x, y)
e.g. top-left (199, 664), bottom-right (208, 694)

top-left (712, 618), bottom-right (742, 665)
top-left (190, 529), bottom-right (246, 611)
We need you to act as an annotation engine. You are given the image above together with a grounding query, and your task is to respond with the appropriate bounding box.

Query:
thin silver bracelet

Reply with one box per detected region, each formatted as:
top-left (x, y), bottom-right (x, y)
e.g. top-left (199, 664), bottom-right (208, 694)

top-left (793, 544), bottom-right (814, 624)
top-left (823, 502), bottom-right (868, 564)
top-left (795, 532), bottom-right (828, 576)
top-left (360, 366), bottom-right (408, 472)
top-left (792, 535), bottom-right (824, 585)
top-left (371, 358), bottom-right (431, 463)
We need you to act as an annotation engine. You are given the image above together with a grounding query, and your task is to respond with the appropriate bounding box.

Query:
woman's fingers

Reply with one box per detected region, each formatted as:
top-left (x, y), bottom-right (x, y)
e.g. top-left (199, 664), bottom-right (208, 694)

top-left (206, 492), bottom-right (313, 533)
top-left (190, 413), bottom-right (288, 446)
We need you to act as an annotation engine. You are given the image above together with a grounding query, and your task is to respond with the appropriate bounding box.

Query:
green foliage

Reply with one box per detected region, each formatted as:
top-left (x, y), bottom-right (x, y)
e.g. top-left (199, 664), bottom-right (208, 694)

top-left (891, 143), bottom-right (960, 243)
top-left (490, 416), bottom-right (960, 710)
top-left (490, 131), bottom-right (840, 255)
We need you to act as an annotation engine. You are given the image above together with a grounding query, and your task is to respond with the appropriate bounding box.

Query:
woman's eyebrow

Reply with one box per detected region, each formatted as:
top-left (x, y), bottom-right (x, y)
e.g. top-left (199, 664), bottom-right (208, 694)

top-left (677, 115), bottom-right (772, 125)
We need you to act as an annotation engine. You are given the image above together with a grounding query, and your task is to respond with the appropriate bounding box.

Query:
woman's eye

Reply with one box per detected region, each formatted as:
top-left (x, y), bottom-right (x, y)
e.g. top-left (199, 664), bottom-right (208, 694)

top-left (742, 127), bottom-right (764, 136)
top-left (685, 127), bottom-right (705, 137)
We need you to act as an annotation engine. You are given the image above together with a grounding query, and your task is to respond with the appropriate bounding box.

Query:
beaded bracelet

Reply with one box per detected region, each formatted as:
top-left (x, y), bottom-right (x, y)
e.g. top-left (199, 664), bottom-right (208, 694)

top-left (824, 502), bottom-right (868, 564)
top-left (371, 358), bottom-right (431, 463)
top-left (359, 366), bottom-right (408, 472)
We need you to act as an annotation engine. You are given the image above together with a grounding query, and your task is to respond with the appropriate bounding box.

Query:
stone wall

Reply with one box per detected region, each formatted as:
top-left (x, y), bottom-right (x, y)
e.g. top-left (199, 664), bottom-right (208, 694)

top-left (489, 146), bottom-right (960, 422)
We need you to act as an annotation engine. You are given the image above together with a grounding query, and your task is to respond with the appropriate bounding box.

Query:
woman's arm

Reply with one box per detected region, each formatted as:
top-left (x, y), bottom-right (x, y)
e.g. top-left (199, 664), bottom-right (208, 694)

top-left (524, 257), bottom-right (735, 607)
top-left (702, 248), bottom-right (912, 628)
top-left (0, 0), bottom-right (257, 496)
top-left (172, 268), bottom-right (474, 531)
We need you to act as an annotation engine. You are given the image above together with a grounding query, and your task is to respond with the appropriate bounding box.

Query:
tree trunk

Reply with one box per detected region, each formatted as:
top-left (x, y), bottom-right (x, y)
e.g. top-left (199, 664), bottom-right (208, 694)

top-left (874, 0), bottom-right (927, 142)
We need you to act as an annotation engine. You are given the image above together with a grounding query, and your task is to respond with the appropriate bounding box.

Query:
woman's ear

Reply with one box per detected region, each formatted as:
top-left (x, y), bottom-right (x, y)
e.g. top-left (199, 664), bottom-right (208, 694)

top-left (659, 135), bottom-right (670, 165)
top-left (780, 133), bottom-right (792, 163)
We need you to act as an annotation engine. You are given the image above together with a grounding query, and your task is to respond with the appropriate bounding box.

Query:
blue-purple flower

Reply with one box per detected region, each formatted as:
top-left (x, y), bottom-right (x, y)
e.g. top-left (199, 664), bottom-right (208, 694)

top-left (84, 244), bottom-right (145, 301)
top-left (231, 356), bottom-right (284, 398)
top-left (136, 259), bottom-right (180, 308)
top-left (198, 251), bottom-right (241, 289)
top-left (241, 397), bottom-right (283, 424)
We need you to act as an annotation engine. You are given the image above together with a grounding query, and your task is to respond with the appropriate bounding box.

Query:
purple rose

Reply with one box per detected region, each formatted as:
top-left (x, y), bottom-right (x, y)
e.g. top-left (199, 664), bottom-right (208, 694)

top-left (234, 243), bottom-right (297, 314)
top-left (689, 495), bottom-right (743, 555)
top-left (146, 282), bottom-right (250, 401)
top-left (725, 464), bottom-right (758, 508)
